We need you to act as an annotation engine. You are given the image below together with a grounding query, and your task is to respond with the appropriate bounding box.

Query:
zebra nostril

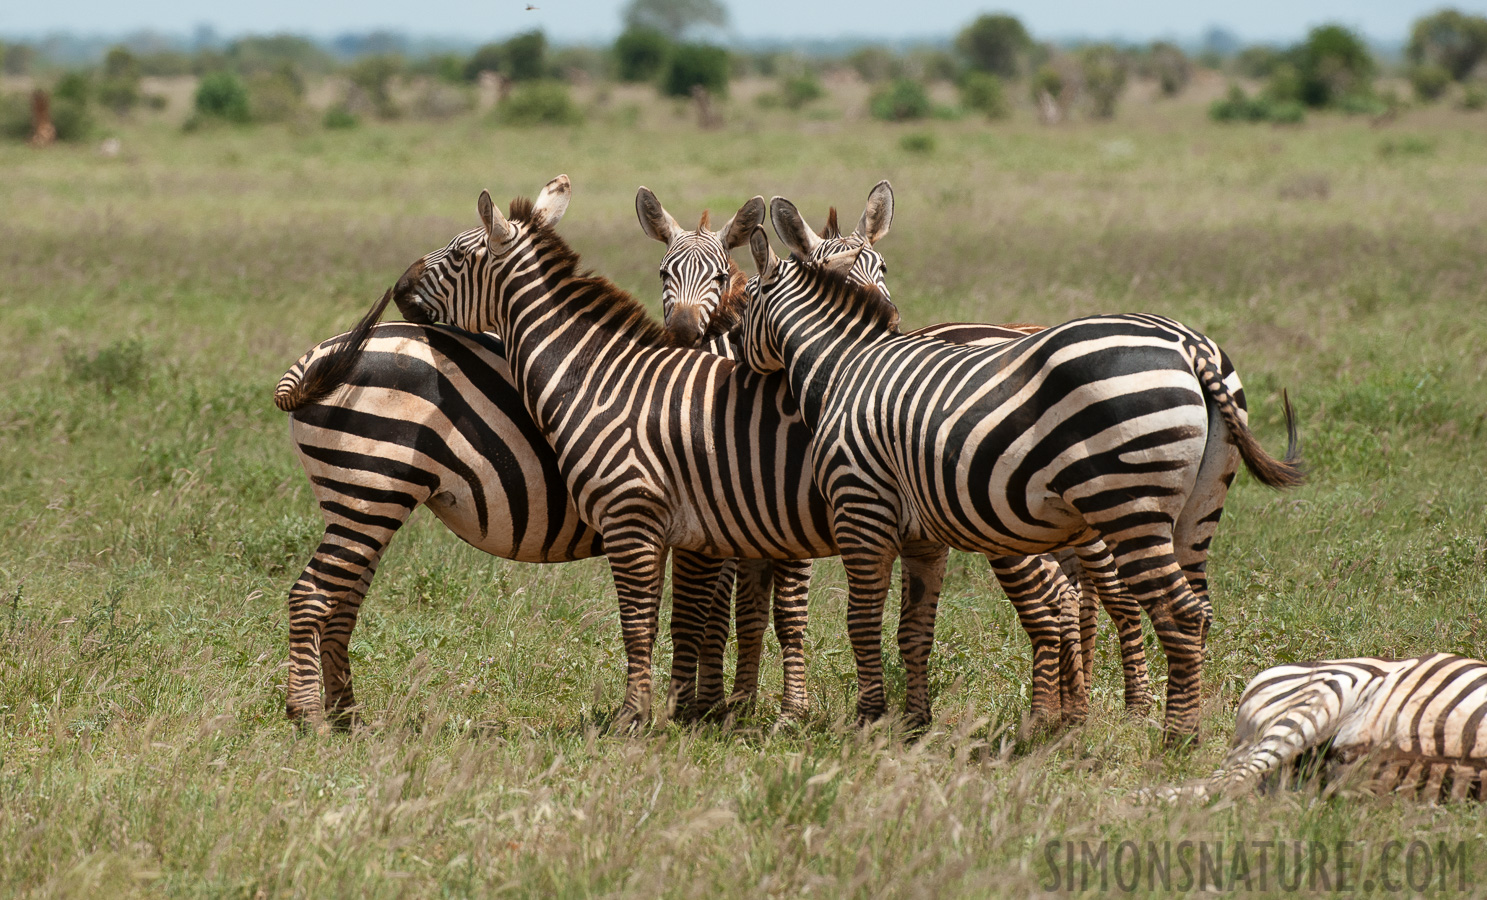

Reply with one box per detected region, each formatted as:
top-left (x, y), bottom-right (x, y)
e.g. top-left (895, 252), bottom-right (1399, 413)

top-left (668, 308), bottom-right (706, 348)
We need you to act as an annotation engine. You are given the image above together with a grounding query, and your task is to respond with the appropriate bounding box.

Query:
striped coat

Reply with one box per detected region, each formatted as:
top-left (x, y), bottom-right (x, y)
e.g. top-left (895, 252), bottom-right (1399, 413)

top-left (740, 215), bottom-right (1303, 741)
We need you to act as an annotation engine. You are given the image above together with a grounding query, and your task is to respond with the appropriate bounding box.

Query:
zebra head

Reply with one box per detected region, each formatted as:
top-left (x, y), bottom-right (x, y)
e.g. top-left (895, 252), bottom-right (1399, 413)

top-left (636, 188), bottom-right (765, 348)
top-left (400, 175), bottom-right (573, 333)
top-left (741, 223), bottom-right (872, 377)
top-left (770, 179), bottom-right (895, 306)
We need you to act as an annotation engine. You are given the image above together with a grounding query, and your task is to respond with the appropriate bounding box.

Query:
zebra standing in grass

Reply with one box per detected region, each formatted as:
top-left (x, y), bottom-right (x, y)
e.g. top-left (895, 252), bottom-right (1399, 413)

top-left (272, 179), bottom-right (925, 728)
top-left (740, 203), bottom-right (1303, 741)
top-left (1158, 654), bottom-right (1487, 801)
top-left (643, 184), bottom-right (1158, 728)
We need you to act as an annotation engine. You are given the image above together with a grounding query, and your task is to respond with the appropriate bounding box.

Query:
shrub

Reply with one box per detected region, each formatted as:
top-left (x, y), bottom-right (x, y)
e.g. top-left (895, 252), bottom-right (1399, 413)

top-left (97, 46), bottom-right (141, 114)
top-left (1030, 64), bottom-right (1064, 103)
top-left (1408, 9), bottom-right (1487, 82)
top-left (54, 71), bottom-right (91, 106)
top-left (780, 72), bottom-right (824, 109)
top-left (465, 43), bottom-right (505, 81)
top-left (958, 71), bottom-right (1009, 119)
top-left (869, 78), bottom-right (931, 121)
top-left (955, 13), bottom-right (1032, 78)
top-left (1234, 45), bottom-right (1284, 78)
top-left (1410, 63), bottom-right (1452, 102)
top-left (322, 104), bottom-right (359, 129)
top-left (1293, 24), bottom-right (1375, 108)
top-left (0, 94), bottom-right (31, 140)
top-left (504, 30), bottom-right (548, 81)
top-left (1081, 45), bottom-right (1128, 119)
top-left (246, 67), bottom-right (304, 122)
top-left (847, 46), bottom-right (900, 82)
top-left (1209, 84), bottom-right (1304, 124)
top-left (1145, 41), bottom-right (1192, 97)
top-left (195, 71), bottom-right (251, 123)
top-left (1461, 83), bottom-right (1487, 110)
top-left (347, 55), bottom-right (402, 119)
top-left (899, 132), bottom-right (935, 154)
top-left (497, 80), bottom-right (582, 125)
top-left (614, 28), bottom-right (670, 82)
top-left (662, 43), bottom-right (729, 98)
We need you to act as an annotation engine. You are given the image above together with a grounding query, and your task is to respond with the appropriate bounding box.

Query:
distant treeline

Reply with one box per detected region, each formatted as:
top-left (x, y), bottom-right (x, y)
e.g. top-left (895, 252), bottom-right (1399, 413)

top-left (3, 5), bottom-right (1485, 141)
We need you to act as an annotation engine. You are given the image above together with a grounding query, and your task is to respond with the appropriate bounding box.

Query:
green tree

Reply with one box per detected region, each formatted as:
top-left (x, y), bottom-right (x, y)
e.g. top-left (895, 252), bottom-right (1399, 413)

top-left (958, 71), bottom-right (1009, 119)
top-left (464, 43), bottom-right (505, 81)
top-left (623, 0), bottom-right (727, 40)
top-left (194, 71), bottom-right (251, 122)
top-left (1293, 24), bottom-right (1374, 108)
top-left (504, 30), bottom-right (548, 81)
top-left (614, 28), bottom-right (671, 82)
top-left (955, 13), bottom-right (1033, 78)
top-left (97, 46), bottom-right (142, 114)
top-left (1081, 44), bottom-right (1129, 119)
top-left (347, 55), bottom-right (402, 119)
top-left (1145, 41), bottom-right (1192, 97)
top-left (662, 43), bottom-right (729, 97)
top-left (869, 78), bottom-right (931, 121)
top-left (1407, 9), bottom-right (1487, 81)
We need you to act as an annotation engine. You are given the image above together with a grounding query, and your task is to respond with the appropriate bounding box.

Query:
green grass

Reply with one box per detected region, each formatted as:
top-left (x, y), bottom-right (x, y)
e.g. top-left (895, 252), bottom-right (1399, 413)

top-left (2, 93), bottom-right (1486, 897)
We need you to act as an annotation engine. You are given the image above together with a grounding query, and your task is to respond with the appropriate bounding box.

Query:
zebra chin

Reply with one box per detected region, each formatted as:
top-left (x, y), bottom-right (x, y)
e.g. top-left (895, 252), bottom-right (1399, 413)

top-left (391, 259), bottom-right (434, 324)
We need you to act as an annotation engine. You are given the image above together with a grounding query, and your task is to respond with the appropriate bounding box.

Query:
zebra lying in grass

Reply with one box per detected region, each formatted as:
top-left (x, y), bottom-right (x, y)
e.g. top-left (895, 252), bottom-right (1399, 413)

top-left (1154, 654), bottom-right (1487, 802)
top-left (740, 208), bottom-right (1303, 741)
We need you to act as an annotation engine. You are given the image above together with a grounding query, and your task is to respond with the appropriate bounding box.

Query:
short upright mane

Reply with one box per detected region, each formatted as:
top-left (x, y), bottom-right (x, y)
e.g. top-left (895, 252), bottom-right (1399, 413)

top-left (799, 261), bottom-right (899, 333)
top-left (508, 195), bottom-right (677, 350)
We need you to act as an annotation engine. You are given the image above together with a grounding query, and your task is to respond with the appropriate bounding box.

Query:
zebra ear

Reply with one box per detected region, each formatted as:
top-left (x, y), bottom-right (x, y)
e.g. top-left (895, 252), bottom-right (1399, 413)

top-left (819, 245), bottom-right (863, 275)
top-left (770, 196), bottom-right (823, 259)
top-left (478, 189), bottom-right (514, 245)
top-left (854, 180), bottom-right (893, 246)
top-left (719, 195), bottom-right (765, 251)
top-left (532, 174), bottom-right (571, 228)
top-left (635, 186), bottom-right (682, 245)
top-left (748, 225), bottom-right (778, 283)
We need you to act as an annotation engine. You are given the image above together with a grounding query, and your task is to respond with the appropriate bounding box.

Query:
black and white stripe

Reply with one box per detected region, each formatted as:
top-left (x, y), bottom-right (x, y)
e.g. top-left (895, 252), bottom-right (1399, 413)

top-left (740, 203), bottom-right (1303, 741)
top-left (1165, 654), bottom-right (1487, 801)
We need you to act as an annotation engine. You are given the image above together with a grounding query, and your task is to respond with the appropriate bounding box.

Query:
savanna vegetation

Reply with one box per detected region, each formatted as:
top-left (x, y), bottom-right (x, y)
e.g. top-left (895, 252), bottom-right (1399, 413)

top-left (2, 9), bottom-right (1487, 899)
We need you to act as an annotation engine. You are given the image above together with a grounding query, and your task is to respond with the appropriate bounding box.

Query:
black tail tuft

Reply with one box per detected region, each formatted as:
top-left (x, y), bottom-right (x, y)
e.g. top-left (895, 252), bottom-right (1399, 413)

top-left (273, 286), bottom-right (393, 413)
top-left (1234, 389), bottom-right (1305, 490)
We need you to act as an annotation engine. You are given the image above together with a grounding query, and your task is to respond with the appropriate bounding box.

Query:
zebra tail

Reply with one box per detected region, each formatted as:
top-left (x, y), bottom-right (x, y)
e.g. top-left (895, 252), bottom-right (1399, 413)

top-left (1199, 349), bottom-right (1305, 489)
top-left (272, 286), bottom-right (393, 413)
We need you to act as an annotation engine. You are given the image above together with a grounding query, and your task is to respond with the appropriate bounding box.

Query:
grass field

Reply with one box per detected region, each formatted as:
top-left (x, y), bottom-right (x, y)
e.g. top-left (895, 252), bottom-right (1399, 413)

top-left (2, 87), bottom-right (1486, 896)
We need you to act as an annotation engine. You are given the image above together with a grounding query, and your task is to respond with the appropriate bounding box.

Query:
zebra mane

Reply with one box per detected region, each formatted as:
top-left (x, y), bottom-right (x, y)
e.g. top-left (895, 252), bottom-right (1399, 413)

top-left (821, 207), bottom-right (840, 239)
top-left (796, 259), bottom-right (899, 334)
top-left (702, 257), bottom-right (752, 341)
top-left (509, 196), bottom-right (678, 350)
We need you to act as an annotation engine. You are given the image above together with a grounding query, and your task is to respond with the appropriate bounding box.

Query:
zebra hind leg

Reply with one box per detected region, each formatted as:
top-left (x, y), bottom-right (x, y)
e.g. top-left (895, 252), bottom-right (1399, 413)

top-left (987, 555), bottom-right (1069, 733)
top-left (727, 559), bottom-right (771, 715)
top-left (1074, 541), bottom-right (1153, 716)
top-left (285, 534), bottom-right (386, 733)
top-left (771, 558), bottom-right (814, 720)
top-left (898, 543), bottom-right (949, 732)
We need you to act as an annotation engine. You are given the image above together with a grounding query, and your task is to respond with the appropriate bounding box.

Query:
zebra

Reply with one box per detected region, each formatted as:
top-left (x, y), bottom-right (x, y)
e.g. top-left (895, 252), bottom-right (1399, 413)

top-left (1154, 654), bottom-right (1487, 802)
top-left (272, 179), bottom-right (925, 729)
top-left (739, 206), bottom-right (1303, 742)
top-left (308, 175), bottom-right (1098, 728)
top-left (642, 184), bottom-right (1154, 728)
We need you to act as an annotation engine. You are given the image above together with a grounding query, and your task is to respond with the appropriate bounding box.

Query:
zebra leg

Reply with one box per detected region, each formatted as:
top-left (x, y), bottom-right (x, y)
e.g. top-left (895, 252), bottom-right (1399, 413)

top-left (898, 543), bottom-right (948, 731)
top-left (1053, 569), bottom-right (1089, 726)
top-left (839, 543), bottom-right (900, 726)
top-left (728, 559), bottom-right (771, 713)
top-left (772, 558), bottom-right (814, 719)
top-left (669, 550), bottom-right (729, 721)
top-left (605, 532), bottom-right (669, 729)
top-left (987, 555), bottom-right (1067, 730)
top-left (695, 556), bottom-right (737, 716)
top-left (1074, 541), bottom-right (1153, 715)
top-left (285, 528), bottom-right (391, 732)
top-left (1107, 538), bottom-right (1210, 745)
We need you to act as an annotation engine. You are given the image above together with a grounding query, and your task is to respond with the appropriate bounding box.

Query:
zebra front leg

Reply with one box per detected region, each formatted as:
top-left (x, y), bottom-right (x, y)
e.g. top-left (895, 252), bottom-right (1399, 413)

top-left (988, 555), bottom-right (1067, 731)
top-left (1074, 541), bottom-right (1153, 715)
top-left (898, 543), bottom-right (948, 732)
top-left (839, 544), bottom-right (899, 727)
top-left (728, 559), bottom-right (772, 713)
top-left (606, 533), bottom-right (669, 730)
top-left (670, 550), bottom-right (730, 720)
top-left (772, 558), bottom-right (814, 719)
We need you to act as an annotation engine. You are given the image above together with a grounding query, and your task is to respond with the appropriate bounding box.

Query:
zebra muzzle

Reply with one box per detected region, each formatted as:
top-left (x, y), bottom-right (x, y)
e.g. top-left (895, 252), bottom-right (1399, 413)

top-left (391, 259), bottom-right (432, 324)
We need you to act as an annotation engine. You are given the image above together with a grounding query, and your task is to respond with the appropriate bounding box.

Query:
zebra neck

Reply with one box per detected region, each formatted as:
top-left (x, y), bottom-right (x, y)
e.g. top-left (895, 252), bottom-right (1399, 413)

top-left (490, 251), bottom-right (675, 436)
top-left (780, 313), bottom-right (888, 429)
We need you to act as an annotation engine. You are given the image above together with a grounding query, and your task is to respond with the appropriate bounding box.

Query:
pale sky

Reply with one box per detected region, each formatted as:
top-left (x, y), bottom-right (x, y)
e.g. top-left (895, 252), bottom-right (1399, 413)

top-left (2, 0), bottom-right (1481, 45)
